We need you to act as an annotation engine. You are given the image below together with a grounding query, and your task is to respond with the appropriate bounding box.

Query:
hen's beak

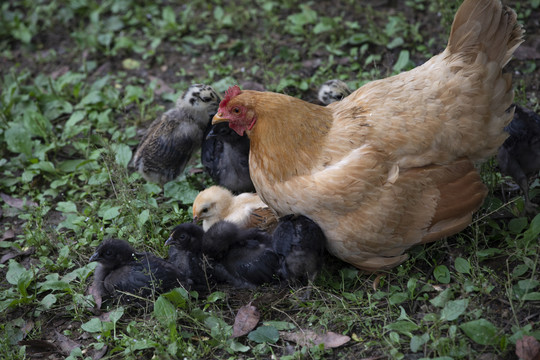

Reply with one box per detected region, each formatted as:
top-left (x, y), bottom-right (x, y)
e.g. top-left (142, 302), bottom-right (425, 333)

top-left (212, 112), bottom-right (229, 125)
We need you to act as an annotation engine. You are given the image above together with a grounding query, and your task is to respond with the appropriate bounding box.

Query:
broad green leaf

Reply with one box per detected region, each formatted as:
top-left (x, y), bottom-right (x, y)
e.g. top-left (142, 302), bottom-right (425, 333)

top-left (459, 319), bottom-right (499, 345)
top-left (521, 292), bottom-right (540, 301)
top-left (5, 122), bottom-right (33, 156)
top-left (454, 257), bottom-right (471, 274)
top-left (79, 91), bottom-right (102, 106)
top-left (137, 209), bottom-right (150, 227)
top-left (476, 248), bottom-right (503, 259)
top-left (142, 183), bottom-right (162, 195)
top-left (213, 6), bottom-right (224, 20)
top-left (40, 294), bottom-right (57, 309)
top-left (518, 279), bottom-right (539, 291)
top-left (109, 307), bottom-right (124, 324)
top-left (387, 37), bottom-right (404, 49)
top-left (263, 321), bottom-right (296, 331)
top-left (512, 264), bottom-right (529, 278)
top-left (164, 181), bottom-right (199, 204)
top-left (313, 21), bottom-right (333, 34)
top-left (6, 261), bottom-right (33, 287)
top-left (247, 326), bottom-right (279, 344)
top-left (81, 318), bottom-right (103, 333)
top-left (410, 333), bottom-right (429, 352)
top-left (111, 143), bottom-right (132, 168)
top-left (433, 265), bottom-right (451, 284)
top-left (430, 288), bottom-right (453, 308)
top-left (441, 299), bottom-right (468, 321)
top-left (39, 280), bottom-right (71, 292)
top-left (206, 291), bottom-right (226, 303)
top-left (102, 206), bottom-right (121, 221)
top-left (393, 50), bottom-right (410, 72)
top-left (154, 296), bottom-right (176, 326)
top-left (384, 321), bottom-right (419, 336)
top-left (163, 6), bottom-right (176, 25)
top-left (56, 201), bottom-right (78, 214)
top-left (389, 292), bottom-right (408, 305)
top-left (63, 111), bottom-right (86, 139)
top-left (523, 213), bottom-right (540, 241)
top-left (23, 111), bottom-right (52, 138)
top-left (228, 339), bottom-right (250, 352)
top-left (508, 217), bottom-right (528, 234)
top-left (163, 288), bottom-right (189, 309)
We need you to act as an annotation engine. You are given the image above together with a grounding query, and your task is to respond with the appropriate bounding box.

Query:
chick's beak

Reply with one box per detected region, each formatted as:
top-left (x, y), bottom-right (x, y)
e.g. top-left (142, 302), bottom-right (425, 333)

top-left (192, 216), bottom-right (199, 224)
top-left (165, 237), bottom-right (173, 246)
top-left (89, 252), bottom-right (100, 262)
top-left (212, 112), bottom-right (229, 125)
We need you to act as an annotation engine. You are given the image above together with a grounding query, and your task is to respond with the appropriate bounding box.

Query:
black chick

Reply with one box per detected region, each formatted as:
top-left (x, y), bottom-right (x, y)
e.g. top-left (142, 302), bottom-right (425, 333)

top-left (202, 221), bottom-right (280, 288)
top-left (165, 223), bottom-right (213, 293)
top-left (90, 239), bottom-right (188, 303)
top-left (497, 105), bottom-right (540, 214)
top-left (131, 84), bottom-right (221, 185)
top-left (201, 122), bottom-right (254, 193)
top-left (272, 215), bottom-right (327, 283)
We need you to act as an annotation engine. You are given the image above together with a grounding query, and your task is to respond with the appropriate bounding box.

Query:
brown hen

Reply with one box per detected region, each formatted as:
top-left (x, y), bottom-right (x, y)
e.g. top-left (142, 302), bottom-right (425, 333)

top-left (212, 0), bottom-right (524, 271)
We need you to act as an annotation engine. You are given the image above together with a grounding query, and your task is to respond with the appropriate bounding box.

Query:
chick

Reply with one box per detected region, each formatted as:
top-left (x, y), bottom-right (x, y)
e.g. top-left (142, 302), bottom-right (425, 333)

top-left (317, 79), bottom-right (352, 105)
top-left (90, 239), bottom-right (188, 303)
top-left (165, 223), bottom-right (213, 293)
top-left (272, 215), bottom-right (327, 283)
top-left (131, 84), bottom-right (221, 184)
top-left (201, 122), bottom-right (254, 193)
top-left (202, 221), bottom-right (280, 288)
top-left (497, 105), bottom-right (540, 214)
top-left (192, 185), bottom-right (277, 231)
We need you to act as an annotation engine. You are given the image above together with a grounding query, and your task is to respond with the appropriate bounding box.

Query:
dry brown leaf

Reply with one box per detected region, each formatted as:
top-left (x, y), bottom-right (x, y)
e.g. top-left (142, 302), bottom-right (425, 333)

top-left (1, 193), bottom-right (37, 209)
top-left (99, 311), bottom-right (114, 322)
top-left (50, 66), bottom-right (69, 80)
top-left (54, 331), bottom-right (82, 356)
top-left (0, 247), bottom-right (35, 264)
top-left (20, 320), bottom-right (34, 339)
top-left (2, 229), bottom-right (15, 241)
top-left (148, 75), bottom-right (173, 95)
top-left (280, 329), bottom-right (351, 349)
top-left (91, 345), bottom-right (108, 360)
top-left (232, 302), bottom-right (260, 338)
top-left (516, 336), bottom-right (540, 360)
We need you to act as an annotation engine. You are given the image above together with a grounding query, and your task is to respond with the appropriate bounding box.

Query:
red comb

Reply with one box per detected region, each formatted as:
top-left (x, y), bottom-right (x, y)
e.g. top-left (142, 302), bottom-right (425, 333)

top-left (221, 85), bottom-right (242, 108)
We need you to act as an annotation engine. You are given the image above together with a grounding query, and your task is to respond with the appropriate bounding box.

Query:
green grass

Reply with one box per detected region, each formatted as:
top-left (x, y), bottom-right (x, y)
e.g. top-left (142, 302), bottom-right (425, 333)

top-left (1, 0), bottom-right (539, 359)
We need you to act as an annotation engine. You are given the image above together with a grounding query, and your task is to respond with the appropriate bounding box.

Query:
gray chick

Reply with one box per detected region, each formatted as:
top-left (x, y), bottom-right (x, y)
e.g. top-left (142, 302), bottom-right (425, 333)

top-left (132, 84), bottom-right (221, 184)
top-left (317, 79), bottom-right (352, 105)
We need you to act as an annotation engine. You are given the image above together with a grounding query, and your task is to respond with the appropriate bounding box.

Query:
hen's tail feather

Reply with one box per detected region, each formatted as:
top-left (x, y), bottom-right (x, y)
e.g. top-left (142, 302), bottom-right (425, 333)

top-left (448, 0), bottom-right (524, 66)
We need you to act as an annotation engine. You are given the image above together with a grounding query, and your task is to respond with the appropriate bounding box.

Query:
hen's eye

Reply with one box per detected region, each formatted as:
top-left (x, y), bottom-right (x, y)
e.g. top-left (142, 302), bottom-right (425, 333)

top-left (233, 107), bottom-right (240, 114)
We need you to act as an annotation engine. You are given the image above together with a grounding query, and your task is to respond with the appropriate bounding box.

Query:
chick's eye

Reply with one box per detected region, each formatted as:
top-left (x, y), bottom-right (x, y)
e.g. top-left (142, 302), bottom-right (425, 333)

top-left (179, 234), bottom-right (187, 240)
top-left (202, 208), bottom-right (208, 213)
top-left (105, 250), bottom-right (112, 256)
